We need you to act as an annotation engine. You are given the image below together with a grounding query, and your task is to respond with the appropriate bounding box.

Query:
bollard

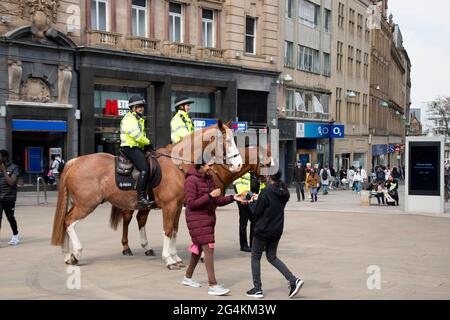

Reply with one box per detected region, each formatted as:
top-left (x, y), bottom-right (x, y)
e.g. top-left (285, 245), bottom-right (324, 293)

top-left (37, 177), bottom-right (48, 205)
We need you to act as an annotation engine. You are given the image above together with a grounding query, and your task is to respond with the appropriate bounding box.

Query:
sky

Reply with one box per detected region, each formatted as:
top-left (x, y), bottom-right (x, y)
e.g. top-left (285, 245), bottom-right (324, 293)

top-left (388, 0), bottom-right (450, 125)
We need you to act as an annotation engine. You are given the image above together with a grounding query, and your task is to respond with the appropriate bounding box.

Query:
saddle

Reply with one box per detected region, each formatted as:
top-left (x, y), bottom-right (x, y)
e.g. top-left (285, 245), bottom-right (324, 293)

top-left (115, 151), bottom-right (162, 191)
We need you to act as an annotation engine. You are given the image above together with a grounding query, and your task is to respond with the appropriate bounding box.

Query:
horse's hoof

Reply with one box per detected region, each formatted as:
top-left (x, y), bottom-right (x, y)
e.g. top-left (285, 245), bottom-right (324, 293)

top-left (145, 249), bottom-right (155, 256)
top-left (166, 264), bottom-right (181, 270)
top-left (176, 261), bottom-right (186, 268)
top-left (65, 254), bottom-right (78, 265)
top-left (122, 248), bottom-right (133, 256)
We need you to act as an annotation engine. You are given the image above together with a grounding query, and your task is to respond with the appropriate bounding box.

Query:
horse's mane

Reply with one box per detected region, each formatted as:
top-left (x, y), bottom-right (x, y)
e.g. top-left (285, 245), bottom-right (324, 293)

top-left (165, 124), bottom-right (228, 152)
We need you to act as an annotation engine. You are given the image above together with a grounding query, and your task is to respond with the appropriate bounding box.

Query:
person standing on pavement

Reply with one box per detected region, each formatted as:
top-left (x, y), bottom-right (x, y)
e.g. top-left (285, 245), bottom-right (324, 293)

top-left (329, 167), bottom-right (336, 190)
top-left (353, 169), bottom-right (362, 194)
top-left (319, 166), bottom-right (331, 195)
top-left (245, 169), bottom-right (304, 299)
top-left (182, 159), bottom-right (239, 296)
top-left (306, 168), bottom-right (319, 202)
top-left (347, 166), bottom-right (355, 191)
top-left (50, 154), bottom-right (64, 186)
top-left (293, 161), bottom-right (306, 202)
top-left (0, 150), bottom-right (20, 246)
top-left (384, 175), bottom-right (399, 206)
top-left (233, 172), bottom-right (254, 252)
top-left (339, 167), bottom-right (347, 190)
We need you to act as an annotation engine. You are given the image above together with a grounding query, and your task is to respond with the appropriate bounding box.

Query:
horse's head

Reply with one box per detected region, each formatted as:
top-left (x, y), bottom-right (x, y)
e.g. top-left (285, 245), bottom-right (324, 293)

top-left (256, 143), bottom-right (275, 177)
top-left (202, 120), bottom-right (243, 173)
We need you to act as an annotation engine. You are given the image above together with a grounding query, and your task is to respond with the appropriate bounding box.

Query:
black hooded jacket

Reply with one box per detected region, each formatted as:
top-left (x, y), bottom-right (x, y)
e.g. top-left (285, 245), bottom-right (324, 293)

top-left (250, 183), bottom-right (290, 241)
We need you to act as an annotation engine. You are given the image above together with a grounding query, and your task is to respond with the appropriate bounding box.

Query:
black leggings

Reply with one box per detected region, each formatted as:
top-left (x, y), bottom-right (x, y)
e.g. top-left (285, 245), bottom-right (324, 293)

top-left (121, 147), bottom-right (148, 172)
top-left (0, 201), bottom-right (18, 235)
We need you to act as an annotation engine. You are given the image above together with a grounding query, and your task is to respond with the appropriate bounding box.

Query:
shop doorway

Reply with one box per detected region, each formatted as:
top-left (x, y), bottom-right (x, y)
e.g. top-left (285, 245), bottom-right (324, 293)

top-left (12, 131), bottom-right (65, 185)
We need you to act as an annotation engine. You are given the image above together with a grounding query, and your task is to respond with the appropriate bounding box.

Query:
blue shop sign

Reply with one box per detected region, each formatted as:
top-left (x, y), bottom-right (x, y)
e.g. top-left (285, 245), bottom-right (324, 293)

top-left (372, 144), bottom-right (388, 156)
top-left (12, 119), bottom-right (67, 132)
top-left (297, 122), bottom-right (345, 138)
top-left (193, 118), bottom-right (248, 132)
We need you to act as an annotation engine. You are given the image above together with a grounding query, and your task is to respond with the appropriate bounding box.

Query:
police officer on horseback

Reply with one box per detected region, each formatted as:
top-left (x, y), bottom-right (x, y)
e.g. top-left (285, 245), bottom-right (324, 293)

top-left (120, 95), bottom-right (155, 208)
top-left (170, 94), bottom-right (194, 144)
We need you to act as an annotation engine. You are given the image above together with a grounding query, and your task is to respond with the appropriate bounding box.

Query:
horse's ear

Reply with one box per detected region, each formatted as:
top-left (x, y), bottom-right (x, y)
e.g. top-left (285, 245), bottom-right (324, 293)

top-left (217, 119), bottom-right (224, 129)
top-left (225, 120), bottom-right (232, 128)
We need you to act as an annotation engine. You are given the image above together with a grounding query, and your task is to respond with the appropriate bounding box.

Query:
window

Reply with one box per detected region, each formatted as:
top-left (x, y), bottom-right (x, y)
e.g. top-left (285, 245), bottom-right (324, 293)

top-left (356, 49), bottom-right (362, 78)
top-left (324, 9), bottom-right (332, 32)
top-left (245, 16), bottom-right (256, 54)
top-left (132, 0), bottom-right (147, 37)
top-left (286, 89), bottom-right (294, 116)
top-left (337, 41), bottom-right (343, 72)
top-left (299, 0), bottom-right (320, 29)
top-left (286, 0), bottom-right (293, 19)
top-left (169, 2), bottom-right (183, 42)
top-left (365, 19), bottom-right (370, 42)
top-left (357, 13), bottom-right (363, 38)
top-left (91, 0), bottom-right (108, 31)
top-left (363, 94), bottom-right (368, 124)
top-left (336, 87), bottom-right (342, 122)
top-left (364, 53), bottom-right (369, 80)
top-left (284, 41), bottom-right (294, 68)
top-left (171, 90), bottom-right (215, 118)
top-left (355, 92), bottom-right (361, 123)
top-left (347, 45), bottom-right (354, 76)
top-left (323, 52), bottom-right (331, 76)
top-left (202, 9), bottom-right (214, 47)
top-left (338, 2), bottom-right (345, 29)
top-left (348, 8), bottom-right (355, 35)
top-left (298, 45), bottom-right (320, 74)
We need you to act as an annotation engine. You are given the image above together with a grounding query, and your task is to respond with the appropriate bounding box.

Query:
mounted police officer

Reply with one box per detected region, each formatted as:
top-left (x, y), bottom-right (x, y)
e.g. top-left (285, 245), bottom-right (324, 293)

top-left (120, 95), bottom-right (155, 208)
top-left (170, 94), bottom-right (194, 144)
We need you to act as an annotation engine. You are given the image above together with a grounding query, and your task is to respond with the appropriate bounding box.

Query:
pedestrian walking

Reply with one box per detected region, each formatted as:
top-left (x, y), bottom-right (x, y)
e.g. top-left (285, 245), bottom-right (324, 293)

top-left (339, 167), bottom-right (347, 190)
top-left (329, 167), bottom-right (336, 190)
top-left (319, 166), bottom-right (331, 195)
top-left (354, 169), bottom-right (362, 194)
top-left (347, 167), bottom-right (355, 190)
top-left (293, 161), bottom-right (306, 201)
top-left (0, 150), bottom-right (20, 246)
top-left (245, 169), bottom-right (304, 299)
top-left (182, 160), bottom-right (240, 296)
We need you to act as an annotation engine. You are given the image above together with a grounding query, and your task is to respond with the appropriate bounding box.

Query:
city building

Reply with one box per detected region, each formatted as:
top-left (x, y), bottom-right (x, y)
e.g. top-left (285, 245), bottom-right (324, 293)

top-left (368, 0), bottom-right (409, 171)
top-left (1, 0), bottom-right (280, 184)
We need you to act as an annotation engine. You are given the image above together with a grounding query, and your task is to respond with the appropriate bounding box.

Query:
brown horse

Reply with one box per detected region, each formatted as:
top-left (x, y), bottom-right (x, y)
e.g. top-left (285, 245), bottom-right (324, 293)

top-left (51, 121), bottom-right (243, 265)
top-left (109, 145), bottom-right (271, 269)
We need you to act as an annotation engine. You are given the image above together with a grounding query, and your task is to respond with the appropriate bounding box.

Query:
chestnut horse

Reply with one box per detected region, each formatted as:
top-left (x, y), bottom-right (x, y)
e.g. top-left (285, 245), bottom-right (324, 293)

top-left (109, 145), bottom-right (271, 269)
top-left (51, 121), bottom-right (243, 265)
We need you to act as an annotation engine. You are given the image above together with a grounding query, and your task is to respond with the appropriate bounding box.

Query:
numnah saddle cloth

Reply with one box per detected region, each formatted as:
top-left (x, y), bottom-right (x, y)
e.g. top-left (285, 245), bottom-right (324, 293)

top-left (115, 152), bottom-right (162, 191)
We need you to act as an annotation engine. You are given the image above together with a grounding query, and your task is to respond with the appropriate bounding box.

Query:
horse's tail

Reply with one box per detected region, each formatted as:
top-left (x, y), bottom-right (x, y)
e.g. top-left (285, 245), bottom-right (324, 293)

top-left (51, 159), bottom-right (74, 246)
top-left (110, 206), bottom-right (123, 230)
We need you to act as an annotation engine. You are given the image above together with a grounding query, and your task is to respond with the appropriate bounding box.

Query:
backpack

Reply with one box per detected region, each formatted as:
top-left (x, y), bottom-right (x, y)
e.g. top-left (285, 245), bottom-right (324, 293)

top-left (321, 169), bottom-right (328, 180)
top-left (57, 159), bottom-right (65, 173)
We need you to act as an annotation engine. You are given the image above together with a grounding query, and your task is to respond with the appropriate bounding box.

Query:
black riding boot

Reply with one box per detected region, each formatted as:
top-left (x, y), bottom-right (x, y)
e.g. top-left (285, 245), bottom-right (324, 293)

top-left (137, 171), bottom-right (155, 208)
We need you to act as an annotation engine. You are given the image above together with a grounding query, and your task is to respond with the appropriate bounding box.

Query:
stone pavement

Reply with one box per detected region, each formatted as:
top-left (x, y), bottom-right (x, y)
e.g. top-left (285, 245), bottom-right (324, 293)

top-left (1, 187), bottom-right (450, 299)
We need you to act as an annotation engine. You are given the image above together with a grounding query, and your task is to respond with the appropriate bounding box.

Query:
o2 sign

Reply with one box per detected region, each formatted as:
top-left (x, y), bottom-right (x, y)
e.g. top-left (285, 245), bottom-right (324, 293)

top-left (331, 125), bottom-right (345, 138)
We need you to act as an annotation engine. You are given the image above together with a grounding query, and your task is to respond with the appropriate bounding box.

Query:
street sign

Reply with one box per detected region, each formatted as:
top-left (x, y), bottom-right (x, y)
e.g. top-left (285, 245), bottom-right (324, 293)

top-left (193, 118), bottom-right (248, 132)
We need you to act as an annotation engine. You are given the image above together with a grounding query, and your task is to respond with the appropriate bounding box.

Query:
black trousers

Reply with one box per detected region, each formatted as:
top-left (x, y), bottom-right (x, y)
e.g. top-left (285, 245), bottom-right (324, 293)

top-left (295, 182), bottom-right (305, 201)
top-left (121, 147), bottom-right (148, 172)
top-left (0, 201), bottom-right (18, 235)
top-left (238, 203), bottom-right (254, 249)
top-left (251, 237), bottom-right (296, 290)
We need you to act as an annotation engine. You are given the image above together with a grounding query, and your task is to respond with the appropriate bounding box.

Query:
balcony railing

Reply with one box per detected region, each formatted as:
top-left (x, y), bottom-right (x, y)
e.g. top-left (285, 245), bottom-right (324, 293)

top-left (87, 30), bottom-right (122, 47)
top-left (126, 37), bottom-right (160, 53)
top-left (199, 47), bottom-right (226, 60)
top-left (284, 110), bottom-right (332, 121)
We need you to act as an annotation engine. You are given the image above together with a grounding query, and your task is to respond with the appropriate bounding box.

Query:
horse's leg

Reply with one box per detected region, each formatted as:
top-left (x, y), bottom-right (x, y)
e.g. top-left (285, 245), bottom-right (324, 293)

top-left (64, 206), bottom-right (94, 265)
top-left (122, 211), bottom-right (133, 256)
top-left (62, 206), bottom-right (74, 263)
top-left (171, 204), bottom-right (185, 267)
top-left (136, 209), bottom-right (154, 256)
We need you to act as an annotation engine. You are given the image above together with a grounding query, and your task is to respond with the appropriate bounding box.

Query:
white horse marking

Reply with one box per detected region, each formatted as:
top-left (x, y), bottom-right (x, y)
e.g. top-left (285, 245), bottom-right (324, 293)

top-left (67, 220), bottom-right (82, 259)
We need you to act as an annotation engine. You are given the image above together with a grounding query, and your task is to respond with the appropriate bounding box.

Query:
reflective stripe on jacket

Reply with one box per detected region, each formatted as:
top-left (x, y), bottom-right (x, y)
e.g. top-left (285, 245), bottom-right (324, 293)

top-left (170, 110), bottom-right (194, 143)
top-left (233, 172), bottom-right (251, 194)
top-left (120, 111), bottom-right (150, 149)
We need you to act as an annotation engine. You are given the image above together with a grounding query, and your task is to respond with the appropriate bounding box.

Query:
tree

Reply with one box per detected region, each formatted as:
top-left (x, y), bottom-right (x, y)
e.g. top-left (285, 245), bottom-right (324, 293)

top-left (427, 97), bottom-right (450, 137)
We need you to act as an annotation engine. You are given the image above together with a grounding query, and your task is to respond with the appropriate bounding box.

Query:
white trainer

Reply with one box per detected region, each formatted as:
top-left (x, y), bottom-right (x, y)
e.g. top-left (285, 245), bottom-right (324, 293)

top-left (182, 277), bottom-right (202, 288)
top-left (208, 284), bottom-right (231, 296)
top-left (8, 234), bottom-right (20, 245)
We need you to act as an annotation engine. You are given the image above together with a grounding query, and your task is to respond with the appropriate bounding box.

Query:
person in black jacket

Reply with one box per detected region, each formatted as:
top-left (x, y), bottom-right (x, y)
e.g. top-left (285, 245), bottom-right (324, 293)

top-left (293, 161), bottom-right (306, 201)
top-left (245, 169), bottom-right (304, 299)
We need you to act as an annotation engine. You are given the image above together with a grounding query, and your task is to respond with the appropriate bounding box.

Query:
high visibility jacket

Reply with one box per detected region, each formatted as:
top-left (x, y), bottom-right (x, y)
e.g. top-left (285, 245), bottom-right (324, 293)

top-left (170, 110), bottom-right (194, 143)
top-left (259, 182), bottom-right (266, 192)
top-left (120, 111), bottom-right (150, 150)
top-left (233, 172), bottom-right (251, 194)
